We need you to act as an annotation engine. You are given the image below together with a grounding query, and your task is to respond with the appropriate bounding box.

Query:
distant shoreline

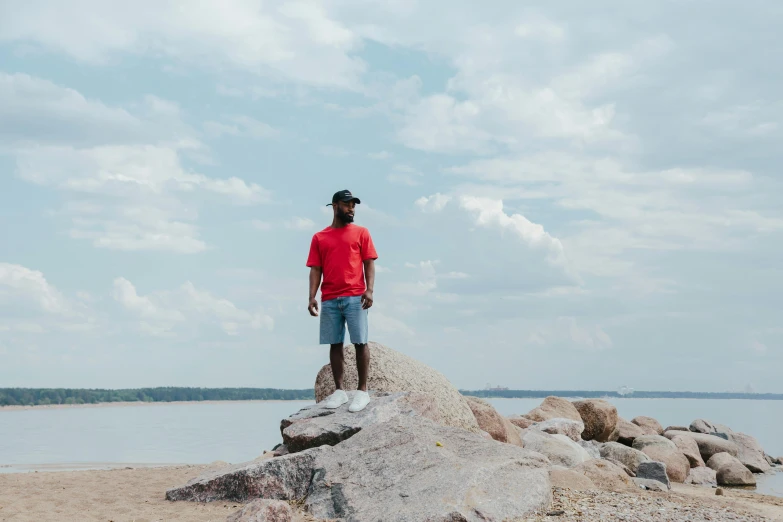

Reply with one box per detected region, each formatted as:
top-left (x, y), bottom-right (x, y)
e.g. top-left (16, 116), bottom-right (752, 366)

top-left (0, 399), bottom-right (315, 412)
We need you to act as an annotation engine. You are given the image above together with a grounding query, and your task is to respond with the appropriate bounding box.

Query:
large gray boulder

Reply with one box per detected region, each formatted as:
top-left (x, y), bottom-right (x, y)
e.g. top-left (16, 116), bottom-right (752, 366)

top-left (520, 429), bottom-right (591, 468)
top-left (631, 416), bottom-right (664, 436)
top-left (573, 399), bottom-right (618, 442)
top-left (636, 461), bottom-right (670, 489)
top-left (599, 442), bottom-right (650, 475)
top-left (534, 417), bottom-right (585, 442)
top-left (523, 396), bottom-right (582, 423)
top-left (304, 415), bottom-right (552, 521)
top-left (464, 396), bottom-right (522, 446)
top-left (169, 415), bottom-right (553, 521)
top-left (690, 419), bottom-right (718, 434)
top-left (725, 432), bottom-right (771, 473)
top-left (280, 391), bottom-right (440, 453)
top-left (706, 452), bottom-right (756, 487)
top-left (664, 431), bottom-right (739, 462)
top-left (314, 342), bottom-right (481, 433)
top-left (670, 434), bottom-right (705, 468)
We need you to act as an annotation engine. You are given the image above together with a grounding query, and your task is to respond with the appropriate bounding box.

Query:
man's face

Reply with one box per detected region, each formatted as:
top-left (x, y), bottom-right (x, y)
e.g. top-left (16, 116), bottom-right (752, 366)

top-left (334, 200), bottom-right (355, 223)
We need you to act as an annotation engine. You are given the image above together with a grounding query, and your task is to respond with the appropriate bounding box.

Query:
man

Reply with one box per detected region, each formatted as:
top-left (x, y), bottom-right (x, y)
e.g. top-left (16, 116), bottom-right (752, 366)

top-left (306, 189), bottom-right (378, 413)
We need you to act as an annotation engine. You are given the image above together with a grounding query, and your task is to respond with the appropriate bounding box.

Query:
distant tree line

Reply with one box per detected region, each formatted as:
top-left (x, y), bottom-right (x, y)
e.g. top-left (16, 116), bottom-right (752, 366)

top-left (460, 390), bottom-right (783, 400)
top-left (3, 388), bottom-right (782, 407)
top-left (0, 387), bottom-right (315, 406)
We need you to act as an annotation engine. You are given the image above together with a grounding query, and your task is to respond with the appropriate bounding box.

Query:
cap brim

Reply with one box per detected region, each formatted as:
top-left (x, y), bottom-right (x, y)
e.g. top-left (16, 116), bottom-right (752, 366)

top-left (328, 197), bottom-right (361, 205)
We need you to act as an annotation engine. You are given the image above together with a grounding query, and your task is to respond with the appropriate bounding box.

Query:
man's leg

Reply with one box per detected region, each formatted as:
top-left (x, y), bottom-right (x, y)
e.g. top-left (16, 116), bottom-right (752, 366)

top-left (354, 343), bottom-right (369, 392)
top-left (330, 343), bottom-right (345, 390)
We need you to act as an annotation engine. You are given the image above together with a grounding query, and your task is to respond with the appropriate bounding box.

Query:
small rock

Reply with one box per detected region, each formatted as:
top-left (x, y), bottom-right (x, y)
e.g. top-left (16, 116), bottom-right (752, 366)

top-left (686, 466), bottom-right (717, 486)
top-left (633, 477), bottom-right (669, 492)
top-left (636, 461), bottom-right (671, 489)
top-left (631, 416), bottom-right (664, 436)
top-left (573, 399), bottom-right (618, 442)
top-left (716, 487), bottom-right (724, 496)
top-left (546, 510), bottom-right (566, 516)
top-left (535, 417), bottom-right (585, 442)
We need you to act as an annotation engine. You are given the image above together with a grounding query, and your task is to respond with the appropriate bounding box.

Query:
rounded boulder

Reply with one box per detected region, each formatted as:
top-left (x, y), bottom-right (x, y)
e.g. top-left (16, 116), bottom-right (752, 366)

top-left (573, 399), bottom-right (618, 442)
top-left (524, 396), bottom-right (582, 423)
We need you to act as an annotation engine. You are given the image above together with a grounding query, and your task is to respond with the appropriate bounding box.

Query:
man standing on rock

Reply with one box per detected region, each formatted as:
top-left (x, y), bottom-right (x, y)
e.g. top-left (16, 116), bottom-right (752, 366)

top-left (306, 189), bottom-right (378, 413)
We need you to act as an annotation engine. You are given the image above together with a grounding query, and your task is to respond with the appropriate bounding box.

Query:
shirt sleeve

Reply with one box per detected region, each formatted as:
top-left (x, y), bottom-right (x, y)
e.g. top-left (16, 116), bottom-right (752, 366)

top-left (306, 235), bottom-right (322, 267)
top-left (360, 229), bottom-right (378, 261)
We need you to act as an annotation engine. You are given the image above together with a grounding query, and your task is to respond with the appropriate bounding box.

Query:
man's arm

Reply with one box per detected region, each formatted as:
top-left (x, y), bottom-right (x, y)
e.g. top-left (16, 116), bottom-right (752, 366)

top-left (361, 259), bottom-right (375, 309)
top-left (308, 266), bottom-right (322, 316)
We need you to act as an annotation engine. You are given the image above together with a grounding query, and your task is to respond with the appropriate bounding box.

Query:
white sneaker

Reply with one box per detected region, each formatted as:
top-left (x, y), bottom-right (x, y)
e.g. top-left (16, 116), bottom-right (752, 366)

top-left (322, 389), bottom-right (349, 409)
top-left (348, 390), bottom-right (371, 412)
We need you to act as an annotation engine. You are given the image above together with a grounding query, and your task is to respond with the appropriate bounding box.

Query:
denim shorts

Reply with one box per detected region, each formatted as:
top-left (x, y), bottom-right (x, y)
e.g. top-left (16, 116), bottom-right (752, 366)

top-left (320, 295), bottom-right (368, 345)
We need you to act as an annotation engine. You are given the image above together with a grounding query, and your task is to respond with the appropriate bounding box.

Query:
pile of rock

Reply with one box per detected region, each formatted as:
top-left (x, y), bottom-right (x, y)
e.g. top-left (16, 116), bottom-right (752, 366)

top-left (165, 343), bottom-right (782, 521)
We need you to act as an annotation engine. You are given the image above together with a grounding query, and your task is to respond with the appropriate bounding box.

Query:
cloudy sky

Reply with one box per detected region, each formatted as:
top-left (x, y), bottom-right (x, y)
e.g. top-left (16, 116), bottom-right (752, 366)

top-left (1, 1), bottom-right (781, 393)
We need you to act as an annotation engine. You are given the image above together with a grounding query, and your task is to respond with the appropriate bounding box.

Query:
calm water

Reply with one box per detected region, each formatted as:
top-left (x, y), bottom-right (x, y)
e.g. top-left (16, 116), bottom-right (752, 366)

top-left (1, 398), bottom-right (781, 496)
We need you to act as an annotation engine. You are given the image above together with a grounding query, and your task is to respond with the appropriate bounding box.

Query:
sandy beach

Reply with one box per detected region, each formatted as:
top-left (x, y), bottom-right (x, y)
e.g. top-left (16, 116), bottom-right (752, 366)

top-left (0, 399), bottom-right (313, 413)
top-left (0, 462), bottom-right (781, 522)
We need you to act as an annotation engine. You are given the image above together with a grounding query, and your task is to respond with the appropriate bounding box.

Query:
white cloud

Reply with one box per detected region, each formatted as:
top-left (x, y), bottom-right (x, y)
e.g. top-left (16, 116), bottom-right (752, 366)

top-left (285, 217), bottom-right (317, 231)
top-left (113, 277), bottom-right (273, 337)
top-left (368, 150), bottom-right (391, 160)
top-left (415, 193), bottom-right (452, 213)
top-left (387, 164), bottom-right (423, 186)
top-left (0, 263), bottom-right (70, 315)
top-left (203, 115), bottom-right (280, 140)
top-left (0, 0), bottom-right (365, 90)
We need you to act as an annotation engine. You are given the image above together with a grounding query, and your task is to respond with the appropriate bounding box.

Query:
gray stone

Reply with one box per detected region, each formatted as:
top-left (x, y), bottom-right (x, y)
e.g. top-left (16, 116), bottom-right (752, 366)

top-left (578, 439), bottom-right (603, 459)
top-left (665, 426), bottom-right (689, 432)
top-left (226, 499), bottom-right (293, 522)
top-left (686, 466), bottom-right (718, 486)
top-left (633, 477), bottom-right (669, 492)
top-left (636, 461), bottom-right (671, 489)
top-left (166, 447), bottom-right (326, 502)
top-left (631, 416), bottom-right (664, 436)
top-left (521, 429), bottom-right (591, 468)
top-left (305, 415), bottom-right (552, 521)
top-left (314, 342), bottom-right (481, 433)
top-left (690, 419), bottom-right (717, 434)
top-left (706, 452), bottom-right (756, 486)
top-left (573, 399), bottom-right (618, 442)
top-left (670, 434), bottom-right (705, 468)
top-left (534, 417), bottom-right (585, 442)
top-left (599, 442), bottom-right (650, 474)
top-left (632, 435), bottom-right (676, 452)
top-left (281, 391), bottom-right (440, 453)
top-left (725, 432), bottom-right (771, 473)
top-left (664, 431), bottom-right (739, 461)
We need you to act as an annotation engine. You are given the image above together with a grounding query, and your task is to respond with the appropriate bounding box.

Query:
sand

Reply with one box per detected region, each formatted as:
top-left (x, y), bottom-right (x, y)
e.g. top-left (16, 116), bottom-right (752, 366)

top-left (1, 463), bottom-right (782, 522)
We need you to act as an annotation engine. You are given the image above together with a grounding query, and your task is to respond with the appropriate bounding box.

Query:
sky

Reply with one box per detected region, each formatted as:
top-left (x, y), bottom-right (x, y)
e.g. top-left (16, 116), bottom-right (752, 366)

top-left (1, 0), bottom-right (781, 393)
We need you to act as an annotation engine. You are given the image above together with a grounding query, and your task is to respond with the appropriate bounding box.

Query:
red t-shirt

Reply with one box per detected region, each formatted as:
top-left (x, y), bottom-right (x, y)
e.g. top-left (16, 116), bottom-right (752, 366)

top-left (306, 224), bottom-right (378, 302)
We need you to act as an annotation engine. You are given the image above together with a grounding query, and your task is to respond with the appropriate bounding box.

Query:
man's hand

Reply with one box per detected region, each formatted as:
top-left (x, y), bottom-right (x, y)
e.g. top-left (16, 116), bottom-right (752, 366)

top-left (308, 298), bottom-right (319, 316)
top-left (361, 290), bottom-right (374, 309)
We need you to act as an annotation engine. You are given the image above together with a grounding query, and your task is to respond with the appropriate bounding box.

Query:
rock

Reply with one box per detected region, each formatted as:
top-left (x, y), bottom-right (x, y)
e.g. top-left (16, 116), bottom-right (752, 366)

top-left (534, 417), bottom-right (585, 442)
top-left (507, 415), bottom-right (534, 430)
top-left (716, 487), bottom-right (725, 496)
top-left (271, 445), bottom-right (289, 458)
top-left (631, 416), bottom-right (664, 436)
top-left (226, 499), bottom-right (293, 522)
top-left (314, 342), bottom-right (480, 433)
top-left (166, 447), bottom-right (327, 502)
top-left (464, 396), bottom-right (522, 446)
top-left (572, 459), bottom-right (635, 492)
top-left (690, 419), bottom-right (717, 434)
top-left (524, 396), bottom-right (583, 423)
top-left (520, 429), bottom-right (591, 468)
top-left (776, 456), bottom-right (783, 465)
top-left (706, 452), bottom-right (756, 486)
top-left (305, 414), bottom-right (552, 521)
top-left (638, 446), bottom-right (690, 483)
top-left (665, 426), bottom-right (689, 432)
top-left (578, 440), bottom-right (603, 459)
top-left (632, 434), bottom-right (677, 452)
top-left (725, 432), bottom-right (771, 473)
top-left (609, 417), bottom-right (646, 446)
top-left (664, 431), bottom-right (739, 461)
top-left (280, 391), bottom-right (440, 453)
top-left (636, 461), bottom-right (671, 489)
top-left (686, 467), bottom-right (717, 486)
top-left (764, 453), bottom-right (775, 466)
top-left (600, 443), bottom-right (650, 475)
top-left (549, 468), bottom-right (596, 490)
top-left (633, 477), bottom-right (669, 492)
top-left (670, 434), bottom-right (705, 468)
top-left (604, 458), bottom-right (636, 477)
top-left (573, 399), bottom-right (618, 442)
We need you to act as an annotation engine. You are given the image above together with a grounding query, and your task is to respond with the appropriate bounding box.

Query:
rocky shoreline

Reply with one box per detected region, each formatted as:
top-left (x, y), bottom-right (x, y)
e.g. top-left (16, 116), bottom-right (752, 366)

top-left (166, 342), bottom-right (783, 521)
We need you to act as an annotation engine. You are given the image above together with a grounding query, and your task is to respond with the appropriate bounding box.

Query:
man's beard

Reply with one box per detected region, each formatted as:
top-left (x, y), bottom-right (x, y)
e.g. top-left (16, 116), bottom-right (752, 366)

top-left (336, 207), bottom-right (354, 224)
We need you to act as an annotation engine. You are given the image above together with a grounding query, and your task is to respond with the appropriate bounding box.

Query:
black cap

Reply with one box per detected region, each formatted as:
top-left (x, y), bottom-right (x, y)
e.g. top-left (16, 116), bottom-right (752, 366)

top-left (328, 189), bottom-right (361, 206)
